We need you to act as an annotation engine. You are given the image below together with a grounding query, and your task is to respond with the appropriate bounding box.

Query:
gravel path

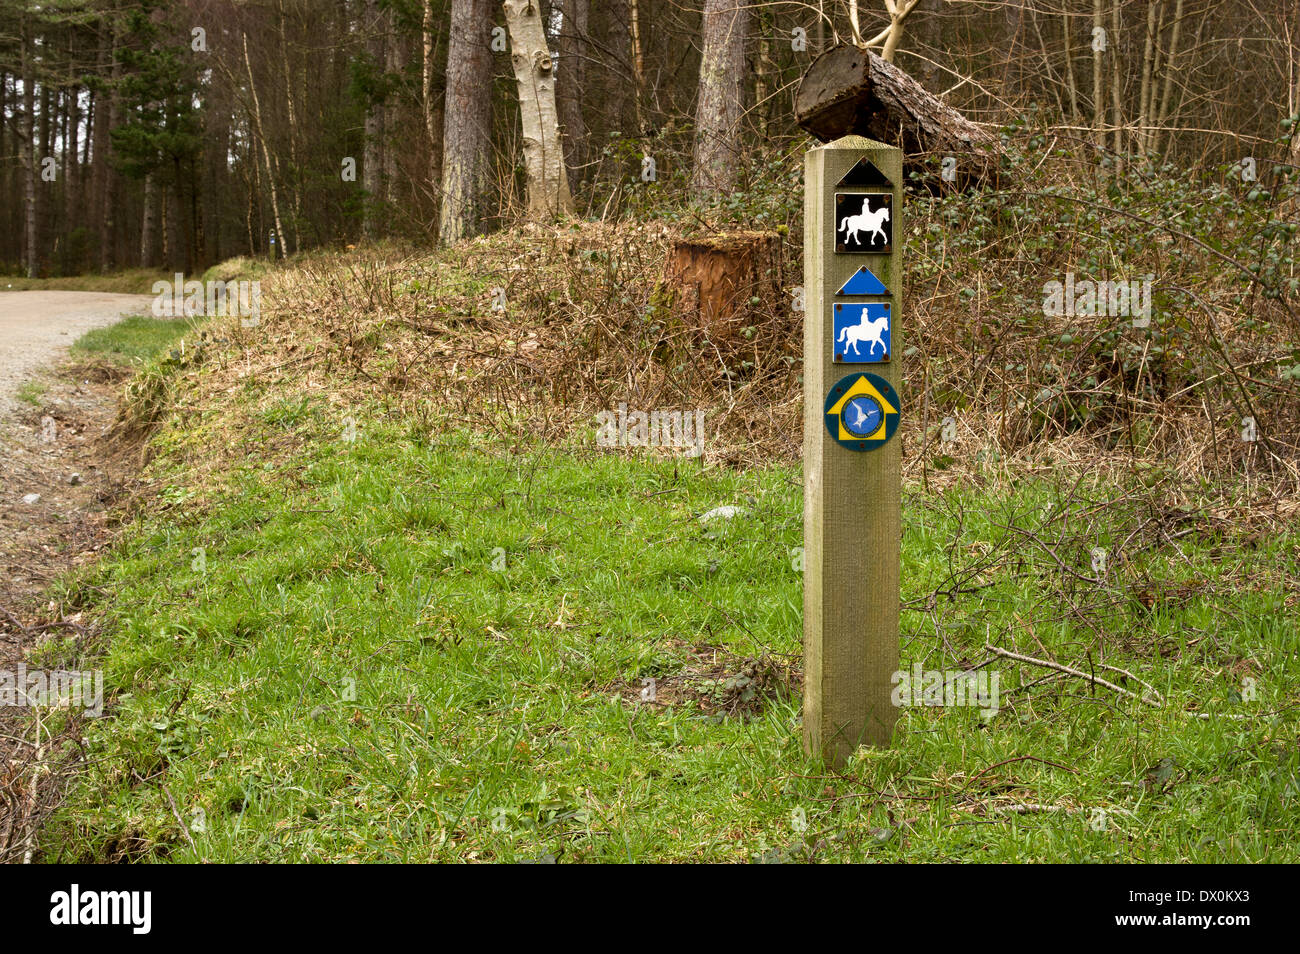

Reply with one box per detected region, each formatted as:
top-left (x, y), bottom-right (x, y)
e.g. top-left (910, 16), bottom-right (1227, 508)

top-left (0, 291), bottom-right (155, 416)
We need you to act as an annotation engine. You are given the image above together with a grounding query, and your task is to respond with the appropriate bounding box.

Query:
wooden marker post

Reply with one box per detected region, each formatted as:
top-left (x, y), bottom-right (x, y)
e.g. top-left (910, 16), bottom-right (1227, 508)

top-left (803, 136), bottom-right (902, 766)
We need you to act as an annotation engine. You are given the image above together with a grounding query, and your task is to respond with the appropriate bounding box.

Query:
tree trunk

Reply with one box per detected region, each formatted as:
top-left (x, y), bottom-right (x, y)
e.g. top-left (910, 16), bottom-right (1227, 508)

top-left (37, 82), bottom-right (51, 272)
top-left (1092, 0), bottom-right (1105, 153)
top-left (363, 0), bottom-right (386, 238)
top-left (204, 87), bottom-right (230, 264)
top-left (63, 86), bottom-right (80, 255)
top-left (161, 186), bottom-right (171, 269)
top-left (1152, 0), bottom-right (1186, 157)
top-left (556, 0), bottom-right (589, 187)
top-left (189, 154), bottom-right (204, 272)
top-left (423, 0), bottom-right (444, 212)
top-left (20, 22), bottom-right (38, 279)
top-left (629, 0), bottom-right (644, 130)
top-left (691, 0), bottom-right (749, 198)
top-left (598, 0), bottom-right (632, 137)
top-left (440, 0), bottom-right (495, 243)
top-left (244, 30), bottom-right (290, 257)
top-left (1062, 9), bottom-right (1080, 121)
top-left (754, 5), bottom-right (774, 138)
top-left (502, 0), bottom-right (573, 219)
top-left (1109, 0), bottom-right (1124, 172)
top-left (141, 173), bottom-right (157, 267)
top-left (0, 70), bottom-right (9, 264)
top-left (1136, 0), bottom-right (1160, 157)
top-left (881, 0), bottom-right (921, 63)
top-left (97, 9), bottom-right (120, 273)
top-left (911, 0), bottom-right (943, 88)
top-left (383, 10), bottom-right (406, 208)
top-left (278, 0), bottom-right (304, 252)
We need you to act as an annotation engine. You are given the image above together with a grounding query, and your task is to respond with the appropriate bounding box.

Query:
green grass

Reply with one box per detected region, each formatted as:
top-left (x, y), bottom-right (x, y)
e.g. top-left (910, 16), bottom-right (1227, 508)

top-left (0, 269), bottom-right (182, 295)
top-left (199, 256), bottom-right (273, 285)
top-left (15, 379), bottom-right (48, 406)
top-left (41, 399), bottom-right (1299, 863)
top-left (71, 314), bottom-right (201, 366)
top-left (2, 255), bottom-right (269, 295)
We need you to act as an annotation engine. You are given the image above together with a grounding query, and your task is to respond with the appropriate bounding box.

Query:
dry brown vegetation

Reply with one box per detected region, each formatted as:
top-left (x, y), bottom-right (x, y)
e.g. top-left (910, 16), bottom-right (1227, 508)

top-left (143, 148), bottom-right (1300, 519)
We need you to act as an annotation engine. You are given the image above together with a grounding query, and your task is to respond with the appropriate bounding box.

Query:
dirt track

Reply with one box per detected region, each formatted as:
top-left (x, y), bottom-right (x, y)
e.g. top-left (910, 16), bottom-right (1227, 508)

top-left (0, 291), bottom-right (154, 416)
top-left (0, 291), bottom-right (156, 860)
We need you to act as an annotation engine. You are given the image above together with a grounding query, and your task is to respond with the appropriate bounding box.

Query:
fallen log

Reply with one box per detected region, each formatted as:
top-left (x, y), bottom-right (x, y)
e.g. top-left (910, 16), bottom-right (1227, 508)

top-left (795, 45), bottom-right (999, 189)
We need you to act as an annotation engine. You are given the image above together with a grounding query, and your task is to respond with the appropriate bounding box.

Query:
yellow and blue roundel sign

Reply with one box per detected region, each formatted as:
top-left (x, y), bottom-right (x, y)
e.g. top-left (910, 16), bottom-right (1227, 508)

top-left (823, 372), bottom-right (900, 451)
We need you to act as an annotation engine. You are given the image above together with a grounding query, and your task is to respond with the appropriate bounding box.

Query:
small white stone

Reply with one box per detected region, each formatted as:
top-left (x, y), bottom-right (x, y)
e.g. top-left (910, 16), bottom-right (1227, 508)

top-left (22, 493), bottom-right (41, 505)
top-left (699, 505), bottom-right (746, 523)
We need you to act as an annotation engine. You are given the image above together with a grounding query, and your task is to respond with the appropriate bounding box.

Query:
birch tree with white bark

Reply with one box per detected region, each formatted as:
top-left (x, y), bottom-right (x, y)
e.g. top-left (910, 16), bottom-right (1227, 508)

top-left (502, 0), bottom-right (573, 219)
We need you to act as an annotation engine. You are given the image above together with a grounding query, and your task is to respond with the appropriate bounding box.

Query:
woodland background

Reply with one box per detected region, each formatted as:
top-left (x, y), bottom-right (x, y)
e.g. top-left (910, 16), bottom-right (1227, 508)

top-left (2, 0), bottom-right (1298, 277)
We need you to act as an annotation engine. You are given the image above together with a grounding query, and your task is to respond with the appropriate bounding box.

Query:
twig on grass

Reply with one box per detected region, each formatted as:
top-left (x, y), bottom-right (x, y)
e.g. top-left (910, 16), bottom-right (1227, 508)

top-left (965, 754), bottom-right (1080, 790)
top-left (983, 643), bottom-right (1163, 706)
top-left (0, 604), bottom-right (33, 638)
top-left (162, 784), bottom-right (199, 852)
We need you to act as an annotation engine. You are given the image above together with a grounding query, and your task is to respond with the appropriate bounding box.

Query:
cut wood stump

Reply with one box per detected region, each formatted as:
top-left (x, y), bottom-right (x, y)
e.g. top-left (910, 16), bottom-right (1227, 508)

top-left (662, 230), bottom-right (785, 358)
top-left (796, 45), bottom-right (999, 189)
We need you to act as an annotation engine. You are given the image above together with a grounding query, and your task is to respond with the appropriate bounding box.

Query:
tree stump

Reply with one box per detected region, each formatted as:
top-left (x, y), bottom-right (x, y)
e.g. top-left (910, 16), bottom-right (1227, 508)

top-left (795, 45), bottom-right (999, 190)
top-left (662, 230), bottom-right (785, 358)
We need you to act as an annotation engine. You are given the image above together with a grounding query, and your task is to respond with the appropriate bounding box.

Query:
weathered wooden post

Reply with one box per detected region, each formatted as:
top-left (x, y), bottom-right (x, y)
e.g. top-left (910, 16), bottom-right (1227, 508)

top-left (803, 136), bottom-right (902, 766)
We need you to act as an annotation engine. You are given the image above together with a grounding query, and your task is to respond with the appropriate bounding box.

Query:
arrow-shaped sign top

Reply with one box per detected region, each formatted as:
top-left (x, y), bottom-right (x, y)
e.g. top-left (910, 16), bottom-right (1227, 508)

top-left (828, 373), bottom-right (897, 417)
top-left (836, 266), bottom-right (889, 296)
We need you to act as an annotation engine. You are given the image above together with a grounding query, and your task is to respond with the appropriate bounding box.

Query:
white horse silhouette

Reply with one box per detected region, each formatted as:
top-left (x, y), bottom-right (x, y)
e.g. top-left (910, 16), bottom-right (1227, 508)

top-left (839, 205), bottom-right (890, 247)
top-left (837, 310), bottom-right (889, 358)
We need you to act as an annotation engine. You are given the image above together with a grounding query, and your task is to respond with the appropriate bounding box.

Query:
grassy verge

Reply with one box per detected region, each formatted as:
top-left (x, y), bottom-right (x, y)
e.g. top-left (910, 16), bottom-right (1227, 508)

top-left (42, 393), bottom-right (1299, 862)
top-left (71, 315), bottom-right (201, 367)
top-left (199, 256), bottom-right (273, 286)
top-left (1, 269), bottom-right (181, 295)
top-left (2, 256), bottom-right (271, 296)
